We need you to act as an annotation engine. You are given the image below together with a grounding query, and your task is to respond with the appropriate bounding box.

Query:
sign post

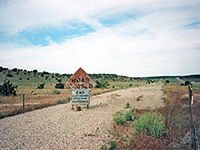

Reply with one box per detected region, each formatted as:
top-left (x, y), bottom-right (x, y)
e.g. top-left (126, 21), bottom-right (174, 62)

top-left (65, 67), bottom-right (96, 109)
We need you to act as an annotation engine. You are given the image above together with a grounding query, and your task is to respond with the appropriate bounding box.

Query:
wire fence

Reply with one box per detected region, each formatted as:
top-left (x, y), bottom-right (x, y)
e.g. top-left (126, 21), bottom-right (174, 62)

top-left (188, 84), bottom-right (200, 150)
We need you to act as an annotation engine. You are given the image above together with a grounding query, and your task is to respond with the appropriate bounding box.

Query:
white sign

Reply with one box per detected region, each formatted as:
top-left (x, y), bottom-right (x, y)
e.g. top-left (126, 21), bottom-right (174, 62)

top-left (71, 89), bottom-right (90, 105)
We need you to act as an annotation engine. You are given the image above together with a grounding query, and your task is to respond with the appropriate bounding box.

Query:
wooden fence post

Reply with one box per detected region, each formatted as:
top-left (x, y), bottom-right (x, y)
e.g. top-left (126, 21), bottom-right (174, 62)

top-left (23, 94), bottom-right (25, 114)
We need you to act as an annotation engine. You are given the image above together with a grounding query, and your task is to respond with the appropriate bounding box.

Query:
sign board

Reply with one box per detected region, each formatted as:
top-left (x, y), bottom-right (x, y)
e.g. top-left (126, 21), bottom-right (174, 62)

top-left (65, 67), bottom-right (96, 90)
top-left (71, 89), bottom-right (90, 105)
top-left (65, 67), bottom-right (96, 109)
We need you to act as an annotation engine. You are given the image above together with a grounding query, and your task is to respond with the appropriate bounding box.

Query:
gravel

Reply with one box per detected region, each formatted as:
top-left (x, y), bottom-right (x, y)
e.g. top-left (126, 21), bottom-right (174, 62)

top-left (0, 85), bottom-right (164, 150)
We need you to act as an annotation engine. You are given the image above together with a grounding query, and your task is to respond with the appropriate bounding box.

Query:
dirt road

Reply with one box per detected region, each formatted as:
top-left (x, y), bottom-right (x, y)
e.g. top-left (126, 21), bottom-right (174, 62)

top-left (0, 85), bottom-right (164, 150)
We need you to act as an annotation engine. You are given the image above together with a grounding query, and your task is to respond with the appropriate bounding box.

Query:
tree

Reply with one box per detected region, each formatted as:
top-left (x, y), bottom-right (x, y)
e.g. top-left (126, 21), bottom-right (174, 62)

top-left (185, 81), bottom-right (191, 86)
top-left (0, 79), bottom-right (17, 96)
top-left (37, 83), bottom-right (45, 89)
top-left (33, 69), bottom-right (38, 75)
top-left (166, 80), bottom-right (170, 84)
top-left (55, 83), bottom-right (64, 89)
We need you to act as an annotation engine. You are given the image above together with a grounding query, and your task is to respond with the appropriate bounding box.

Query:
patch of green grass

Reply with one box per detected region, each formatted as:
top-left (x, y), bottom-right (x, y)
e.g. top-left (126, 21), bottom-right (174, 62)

top-left (113, 110), bottom-right (133, 125)
top-left (125, 102), bottom-right (130, 109)
top-left (136, 95), bottom-right (143, 101)
top-left (134, 112), bottom-right (165, 138)
top-left (108, 140), bottom-right (117, 150)
top-left (53, 89), bottom-right (61, 94)
top-left (113, 111), bottom-right (126, 125)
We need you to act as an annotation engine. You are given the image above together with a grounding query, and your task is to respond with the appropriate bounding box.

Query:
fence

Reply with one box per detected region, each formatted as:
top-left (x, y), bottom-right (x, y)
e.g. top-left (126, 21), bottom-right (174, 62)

top-left (188, 84), bottom-right (200, 150)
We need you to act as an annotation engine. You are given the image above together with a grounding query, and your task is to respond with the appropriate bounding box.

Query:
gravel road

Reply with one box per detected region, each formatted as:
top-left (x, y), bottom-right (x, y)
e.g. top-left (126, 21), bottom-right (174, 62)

top-left (0, 85), bottom-right (164, 150)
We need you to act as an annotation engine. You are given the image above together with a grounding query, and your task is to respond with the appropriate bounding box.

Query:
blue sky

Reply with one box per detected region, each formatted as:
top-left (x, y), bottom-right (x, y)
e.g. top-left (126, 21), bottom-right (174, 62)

top-left (0, 0), bottom-right (200, 76)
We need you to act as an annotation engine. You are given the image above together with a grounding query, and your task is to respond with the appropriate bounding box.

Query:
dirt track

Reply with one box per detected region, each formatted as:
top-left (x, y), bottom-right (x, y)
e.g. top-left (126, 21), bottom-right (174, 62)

top-left (0, 85), bottom-right (164, 150)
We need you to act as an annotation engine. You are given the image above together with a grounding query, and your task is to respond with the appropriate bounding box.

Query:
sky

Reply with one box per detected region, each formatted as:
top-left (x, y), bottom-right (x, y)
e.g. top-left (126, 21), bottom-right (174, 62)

top-left (0, 0), bottom-right (200, 77)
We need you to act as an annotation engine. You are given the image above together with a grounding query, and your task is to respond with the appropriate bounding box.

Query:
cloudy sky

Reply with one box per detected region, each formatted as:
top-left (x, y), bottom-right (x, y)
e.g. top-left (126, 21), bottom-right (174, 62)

top-left (0, 0), bottom-right (200, 77)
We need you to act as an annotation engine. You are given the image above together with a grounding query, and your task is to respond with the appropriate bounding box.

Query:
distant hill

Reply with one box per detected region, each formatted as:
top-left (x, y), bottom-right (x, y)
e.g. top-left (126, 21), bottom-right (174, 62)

top-left (0, 66), bottom-right (199, 87)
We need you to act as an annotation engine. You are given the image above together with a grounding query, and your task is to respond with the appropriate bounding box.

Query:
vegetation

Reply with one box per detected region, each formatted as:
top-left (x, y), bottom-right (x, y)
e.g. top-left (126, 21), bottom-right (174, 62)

top-left (0, 79), bottom-right (17, 96)
top-left (53, 89), bottom-right (61, 94)
top-left (134, 112), bottom-right (165, 138)
top-left (55, 83), bottom-right (65, 89)
top-left (125, 102), bottom-right (130, 109)
top-left (37, 83), bottom-right (45, 89)
top-left (76, 105), bottom-right (82, 111)
top-left (136, 95), bottom-right (143, 101)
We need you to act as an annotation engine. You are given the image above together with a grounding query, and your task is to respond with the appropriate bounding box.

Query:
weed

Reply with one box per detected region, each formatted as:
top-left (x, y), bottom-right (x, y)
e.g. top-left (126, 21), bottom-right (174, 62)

top-left (76, 105), bottom-right (82, 111)
top-left (108, 140), bottom-right (117, 150)
top-left (130, 139), bottom-right (136, 149)
top-left (125, 102), bottom-right (130, 109)
top-left (136, 95), bottom-right (143, 101)
top-left (113, 111), bottom-right (126, 125)
top-left (84, 132), bottom-right (88, 137)
top-left (54, 99), bottom-right (66, 105)
top-left (134, 112), bottom-right (165, 138)
top-left (125, 111), bottom-right (133, 121)
top-left (101, 140), bottom-right (107, 150)
top-left (67, 96), bottom-right (71, 102)
top-left (53, 89), bottom-right (60, 94)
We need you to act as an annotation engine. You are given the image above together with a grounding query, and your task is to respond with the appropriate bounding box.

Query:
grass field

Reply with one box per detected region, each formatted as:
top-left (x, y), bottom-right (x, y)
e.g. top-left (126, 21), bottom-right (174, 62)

top-left (0, 67), bottom-right (148, 118)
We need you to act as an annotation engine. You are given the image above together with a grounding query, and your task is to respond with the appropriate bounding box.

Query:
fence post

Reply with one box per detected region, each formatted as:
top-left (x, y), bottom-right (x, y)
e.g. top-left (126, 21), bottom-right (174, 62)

top-left (23, 94), bottom-right (25, 114)
top-left (188, 84), bottom-right (200, 150)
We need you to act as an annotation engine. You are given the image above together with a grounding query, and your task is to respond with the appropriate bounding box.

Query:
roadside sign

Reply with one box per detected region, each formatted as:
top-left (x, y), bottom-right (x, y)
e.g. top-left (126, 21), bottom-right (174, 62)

top-left (71, 89), bottom-right (90, 105)
top-left (65, 67), bottom-right (96, 90)
top-left (65, 67), bottom-right (96, 109)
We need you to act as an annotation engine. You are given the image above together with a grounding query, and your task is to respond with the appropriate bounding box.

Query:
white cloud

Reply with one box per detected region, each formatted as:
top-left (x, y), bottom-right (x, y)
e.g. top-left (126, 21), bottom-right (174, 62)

top-left (0, 0), bottom-right (200, 76)
top-left (0, 0), bottom-right (199, 34)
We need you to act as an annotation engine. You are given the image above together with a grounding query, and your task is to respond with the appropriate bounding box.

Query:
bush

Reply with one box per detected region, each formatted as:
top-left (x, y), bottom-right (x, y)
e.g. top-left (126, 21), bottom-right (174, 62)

top-left (108, 141), bottom-right (117, 150)
top-left (76, 105), bottom-right (82, 111)
top-left (53, 89), bottom-right (60, 94)
top-left (125, 102), bottom-right (130, 109)
top-left (0, 79), bottom-right (17, 96)
top-left (55, 83), bottom-right (64, 89)
top-left (67, 96), bottom-right (71, 102)
top-left (37, 83), bottom-right (45, 89)
top-left (125, 111), bottom-right (133, 121)
top-left (134, 112), bottom-right (165, 138)
top-left (96, 80), bottom-right (110, 89)
top-left (113, 111), bottom-right (126, 125)
top-left (6, 73), bottom-right (13, 77)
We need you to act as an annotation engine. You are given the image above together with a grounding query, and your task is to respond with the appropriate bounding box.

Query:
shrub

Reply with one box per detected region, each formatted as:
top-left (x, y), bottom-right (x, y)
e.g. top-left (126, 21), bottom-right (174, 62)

top-left (67, 96), bottom-right (71, 102)
top-left (136, 95), bottom-right (143, 101)
top-left (37, 83), bottom-right (45, 89)
top-left (166, 80), bottom-right (170, 84)
top-left (130, 139), bottom-right (136, 149)
top-left (129, 83), bottom-right (133, 87)
top-left (113, 111), bottom-right (126, 125)
top-left (57, 78), bottom-right (62, 82)
top-left (76, 105), bottom-right (82, 111)
top-left (0, 79), bottom-right (17, 96)
top-left (54, 99), bottom-right (66, 105)
top-left (6, 73), bottom-right (13, 77)
top-left (125, 102), bottom-right (130, 109)
top-left (55, 83), bottom-right (64, 89)
top-left (125, 111), bottom-right (133, 121)
top-left (53, 89), bottom-right (60, 94)
top-left (134, 112), bottom-right (165, 138)
top-left (108, 141), bottom-right (117, 150)
top-left (96, 80), bottom-right (110, 89)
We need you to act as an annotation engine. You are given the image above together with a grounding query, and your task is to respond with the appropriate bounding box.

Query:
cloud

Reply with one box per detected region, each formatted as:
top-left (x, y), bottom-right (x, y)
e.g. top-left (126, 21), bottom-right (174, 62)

top-left (0, 0), bottom-right (200, 76)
